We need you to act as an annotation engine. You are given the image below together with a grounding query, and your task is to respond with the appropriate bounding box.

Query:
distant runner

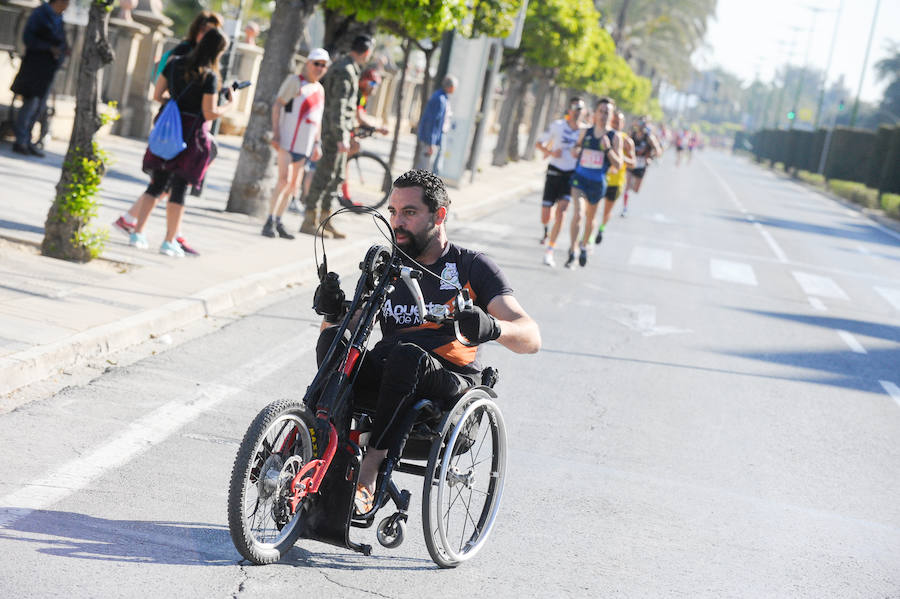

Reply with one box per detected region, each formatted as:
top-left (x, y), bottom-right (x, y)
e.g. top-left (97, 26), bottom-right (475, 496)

top-left (595, 110), bottom-right (634, 245)
top-left (622, 119), bottom-right (661, 217)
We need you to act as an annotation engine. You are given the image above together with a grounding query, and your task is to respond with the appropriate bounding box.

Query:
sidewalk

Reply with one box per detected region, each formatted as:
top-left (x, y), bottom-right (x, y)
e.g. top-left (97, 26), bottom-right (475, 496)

top-left (0, 130), bottom-right (542, 398)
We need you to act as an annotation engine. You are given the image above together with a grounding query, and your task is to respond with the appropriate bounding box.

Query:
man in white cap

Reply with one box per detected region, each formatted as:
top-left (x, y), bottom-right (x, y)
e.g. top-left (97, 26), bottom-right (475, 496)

top-left (263, 48), bottom-right (330, 239)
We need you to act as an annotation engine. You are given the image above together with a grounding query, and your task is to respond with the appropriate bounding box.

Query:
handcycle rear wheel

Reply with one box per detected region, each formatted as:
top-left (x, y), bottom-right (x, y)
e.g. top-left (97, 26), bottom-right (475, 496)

top-left (340, 151), bottom-right (392, 212)
top-left (227, 399), bottom-right (319, 564)
top-left (422, 388), bottom-right (507, 568)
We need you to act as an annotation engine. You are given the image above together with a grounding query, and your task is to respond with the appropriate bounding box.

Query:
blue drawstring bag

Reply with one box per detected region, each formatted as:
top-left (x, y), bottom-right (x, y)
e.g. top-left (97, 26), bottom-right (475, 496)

top-left (147, 98), bottom-right (186, 160)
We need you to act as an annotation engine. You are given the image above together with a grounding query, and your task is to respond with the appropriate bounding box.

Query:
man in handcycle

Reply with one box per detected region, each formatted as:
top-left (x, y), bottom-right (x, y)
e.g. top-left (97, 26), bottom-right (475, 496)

top-left (314, 169), bottom-right (541, 514)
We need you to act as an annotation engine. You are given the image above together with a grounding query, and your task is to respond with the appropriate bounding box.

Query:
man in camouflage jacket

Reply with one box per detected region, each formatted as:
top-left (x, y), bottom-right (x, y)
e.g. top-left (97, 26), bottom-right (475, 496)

top-left (301, 35), bottom-right (374, 239)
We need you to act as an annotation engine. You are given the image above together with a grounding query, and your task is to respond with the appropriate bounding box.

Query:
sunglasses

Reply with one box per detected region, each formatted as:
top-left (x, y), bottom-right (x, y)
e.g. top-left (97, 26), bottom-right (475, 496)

top-left (312, 61), bottom-right (328, 68)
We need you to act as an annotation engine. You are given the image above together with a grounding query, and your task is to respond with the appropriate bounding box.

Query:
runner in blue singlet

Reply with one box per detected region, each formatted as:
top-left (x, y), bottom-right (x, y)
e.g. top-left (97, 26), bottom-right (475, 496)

top-left (566, 97), bottom-right (623, 268)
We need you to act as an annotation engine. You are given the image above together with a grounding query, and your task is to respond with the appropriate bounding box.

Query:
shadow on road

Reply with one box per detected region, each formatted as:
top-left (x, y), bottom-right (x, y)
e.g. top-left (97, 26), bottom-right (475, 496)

top-left (0, 509), bottom-right (235, 565)
top-left (715, 213), bottom-right (900, 248)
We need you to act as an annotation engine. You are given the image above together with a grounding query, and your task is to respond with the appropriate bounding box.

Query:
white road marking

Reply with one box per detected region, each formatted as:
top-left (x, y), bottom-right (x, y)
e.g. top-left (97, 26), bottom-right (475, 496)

top-left (836, 330), bottom-right (867, 354)
top-left (752, 222), bottom-right (788, 263)
top-left (856, 245), bottom-right (872, 256)
top-left (598, 302), bottom-right (692, 337)
top-left (792, 271), bottom-right (849, 300)
top-left (710, 259), bottom-right (758, 286)
top-left (880, 381), bottom-right (900, 409)
top-left (874, 286), bottom-right (900, 311)
top-left (629, 246), bottom-right (672, 271)
top-left (808, 297), bottom-right (828, 311)
top-left (701, 158), bottom-right (788, 263)
top-left (0, 328), bottom-right (322, 528)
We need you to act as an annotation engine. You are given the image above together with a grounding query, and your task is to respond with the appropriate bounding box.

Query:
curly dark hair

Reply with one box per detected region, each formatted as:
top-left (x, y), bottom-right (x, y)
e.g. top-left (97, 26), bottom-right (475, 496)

top-left (392, 169), bottom-right (450, 213)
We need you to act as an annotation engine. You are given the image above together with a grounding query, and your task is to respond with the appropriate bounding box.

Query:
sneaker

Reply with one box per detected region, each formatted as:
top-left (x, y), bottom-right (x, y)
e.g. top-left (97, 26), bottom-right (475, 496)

top-left (27, 145), bottom-right (45, 158)
top-left (159, 240), bottom-right (185, 257)
top-left (287, 197), bottom-right (302, 214)
top-left (621, 206), bottom-right (628, 218)
top-left (594, 229), bottom-right (603, 245)
top-left (579, 247), bottom-right (588, 267)
top-left (12, 143), bottom-right (30, 155)
top-left (261, 220), bottom-right (276, 238)
top-left (542, 251), bottom-right (556, 267)
top-left (114, 216), bottom-right (135, 236)
top-left (129, 232), bottom-right (149, 249)
top-left (539, 232), bottom-right (548, 245)
top-left (275, 222), bottom-right (295, 240)
top-left (176, 236), bottom-right (199, 255)
top-left (564, 251), bottom-right (576, 269)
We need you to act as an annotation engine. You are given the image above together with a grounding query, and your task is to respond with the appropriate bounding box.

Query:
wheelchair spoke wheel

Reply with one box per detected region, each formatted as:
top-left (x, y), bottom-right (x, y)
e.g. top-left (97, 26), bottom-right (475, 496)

top-left (422, 389), bottom-right (507, 568)
top-left (228, 399), bottom-right (319, 564)
top-left (341, 152), bottom-right (391, 212)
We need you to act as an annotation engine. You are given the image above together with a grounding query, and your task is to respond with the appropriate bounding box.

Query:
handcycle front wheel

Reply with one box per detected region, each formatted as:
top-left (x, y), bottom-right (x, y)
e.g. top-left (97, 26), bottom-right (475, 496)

top-left (227, 399), bottom-right (320, 564)
top-left (339, 151), bottom-right (392, 212)
top-left (422, 388), bottom-right (507, 568)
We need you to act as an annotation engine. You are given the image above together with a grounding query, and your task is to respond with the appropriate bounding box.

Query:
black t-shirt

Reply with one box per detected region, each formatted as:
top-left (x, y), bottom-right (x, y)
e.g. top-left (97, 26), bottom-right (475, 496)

top-left (162, 57), bottom-right (217, 115)
top-left (376, 243), bottom-right (513, 374)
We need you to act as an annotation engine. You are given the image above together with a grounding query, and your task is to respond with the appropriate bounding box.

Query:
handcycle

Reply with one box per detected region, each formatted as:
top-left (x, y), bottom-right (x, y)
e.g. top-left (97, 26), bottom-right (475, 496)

top-left (227, 208), bottom-right (507, 568)
top-left (337, 126), bottom-right (393, 213)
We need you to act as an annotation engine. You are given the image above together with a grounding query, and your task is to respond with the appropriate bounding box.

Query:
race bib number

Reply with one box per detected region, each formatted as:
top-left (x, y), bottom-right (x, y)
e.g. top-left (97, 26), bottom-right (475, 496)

top-left (580, 148), bottom-right (605, 169)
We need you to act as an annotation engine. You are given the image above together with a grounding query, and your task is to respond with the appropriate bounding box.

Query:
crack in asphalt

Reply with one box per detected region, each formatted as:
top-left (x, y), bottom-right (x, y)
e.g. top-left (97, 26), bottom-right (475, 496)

top-left (232, 562), bottom-right (249, 598)
top-left (320, 572), bottom-right (394, 598)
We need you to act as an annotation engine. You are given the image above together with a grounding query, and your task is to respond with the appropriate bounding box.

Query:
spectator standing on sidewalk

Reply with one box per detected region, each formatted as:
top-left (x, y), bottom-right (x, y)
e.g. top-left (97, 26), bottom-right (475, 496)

top-left (10, 0), bottom-right (70, 158)
top-left (130, 29), bottom-right (234, 257)
top-left (414, 75), bottom-right (457, 173)
top-left (114, 10), bottom-right (224, 254)
top-left (300, 35), bottom-right (375, 239)
top-left (262, 48), bottom-right (329, 239)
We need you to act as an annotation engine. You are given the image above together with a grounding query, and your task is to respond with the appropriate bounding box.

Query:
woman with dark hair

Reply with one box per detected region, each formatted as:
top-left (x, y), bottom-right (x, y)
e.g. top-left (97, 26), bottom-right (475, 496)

top-left (115, 10), bottom-right (224, 252)
top-left (130, 28), bottom-right (234, 257)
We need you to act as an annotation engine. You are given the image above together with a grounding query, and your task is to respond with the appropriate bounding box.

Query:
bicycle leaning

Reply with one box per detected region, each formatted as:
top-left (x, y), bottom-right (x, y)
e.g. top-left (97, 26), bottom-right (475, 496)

top-left (226, 208), bottom-right (507, 568)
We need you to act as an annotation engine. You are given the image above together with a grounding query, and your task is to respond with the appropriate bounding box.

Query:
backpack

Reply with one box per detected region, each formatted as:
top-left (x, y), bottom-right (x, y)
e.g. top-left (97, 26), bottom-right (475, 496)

top-left (148, 80), bottom-right (193, 160)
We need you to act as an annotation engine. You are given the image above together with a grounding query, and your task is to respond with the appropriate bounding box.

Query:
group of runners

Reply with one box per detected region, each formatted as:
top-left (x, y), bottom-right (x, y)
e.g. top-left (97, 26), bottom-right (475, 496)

top-left (536, 96), bottom-right (662, 269)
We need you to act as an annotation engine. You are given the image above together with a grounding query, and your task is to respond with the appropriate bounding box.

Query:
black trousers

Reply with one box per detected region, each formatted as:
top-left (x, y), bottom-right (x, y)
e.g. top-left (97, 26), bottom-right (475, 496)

top-left (316, 327), bottom-right (474, 451)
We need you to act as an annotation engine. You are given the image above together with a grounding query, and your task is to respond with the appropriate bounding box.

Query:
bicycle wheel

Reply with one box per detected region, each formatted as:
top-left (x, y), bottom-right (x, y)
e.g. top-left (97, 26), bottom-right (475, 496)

top-left (227, 399), bottom-right (320, 564)
top-left (422, 388), bottom-right (507, 568)
top-left (341, 151), bottom-right (392, 212)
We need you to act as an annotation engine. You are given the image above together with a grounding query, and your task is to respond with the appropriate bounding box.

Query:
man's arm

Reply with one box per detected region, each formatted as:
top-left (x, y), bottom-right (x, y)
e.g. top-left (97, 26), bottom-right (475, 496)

top-left (570, 129), bottom-right (587, 158)
top-left (622, 136), bottom-right (636, 168)
top-left (605, 133), bottom-right (624, 170)
top-left (486, 295), bottom-right (541, 354)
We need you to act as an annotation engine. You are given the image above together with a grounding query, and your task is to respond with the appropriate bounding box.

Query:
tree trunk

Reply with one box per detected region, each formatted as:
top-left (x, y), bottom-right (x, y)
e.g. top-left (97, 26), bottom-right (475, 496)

top-left (412, 46), bottom-right (437, 164)
top-left (523, 73), bottom-right (552, 161)
top-left (226, 0), bottom-right (320, 217)
top-left (41, 0), bottom-right (114, 262)
top-left (491, 59), bottom-right (528, 167)
top-left (504, 66), bottom-right (533, 163)
top-left (388, 39), bottom-right (411, 174)
top-left (613, 0), bottom-right (631, 48)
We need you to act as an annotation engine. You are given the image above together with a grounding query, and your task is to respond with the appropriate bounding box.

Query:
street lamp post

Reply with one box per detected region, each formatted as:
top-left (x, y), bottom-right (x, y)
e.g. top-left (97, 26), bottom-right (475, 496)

top-left (849, 0), bottom-right (881, 127)
top-left (814, 0), bottom-right (844, 129)
top-left (789, 7), bottom-right (825, 130)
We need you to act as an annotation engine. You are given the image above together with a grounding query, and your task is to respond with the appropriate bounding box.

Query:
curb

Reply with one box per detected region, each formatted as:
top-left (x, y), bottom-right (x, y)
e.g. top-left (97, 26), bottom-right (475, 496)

top-left (0, 177), bottom-right (542, 396)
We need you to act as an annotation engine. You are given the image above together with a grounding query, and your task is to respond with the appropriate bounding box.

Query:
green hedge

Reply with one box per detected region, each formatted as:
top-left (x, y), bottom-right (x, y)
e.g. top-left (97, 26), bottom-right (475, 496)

top-left (828, 179), bottom-right (880, 209)
top-left (879, 127), bottom-right (900, 194)
top-left (823, 128), bottom-right (876, 183)
top-left (883, 193), bottom-right (900, 217)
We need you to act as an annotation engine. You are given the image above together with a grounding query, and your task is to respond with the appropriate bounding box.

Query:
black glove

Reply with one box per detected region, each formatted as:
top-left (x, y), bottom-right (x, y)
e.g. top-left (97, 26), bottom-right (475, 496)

top-left (455, 305), bottom-right (501, 345)
top-left (313, 272), bottom-right (346, 323)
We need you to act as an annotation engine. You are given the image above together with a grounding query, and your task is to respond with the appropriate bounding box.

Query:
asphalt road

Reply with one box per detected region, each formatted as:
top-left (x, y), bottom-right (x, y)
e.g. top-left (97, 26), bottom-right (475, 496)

top-left (1, 150), bottom-right (898, 598)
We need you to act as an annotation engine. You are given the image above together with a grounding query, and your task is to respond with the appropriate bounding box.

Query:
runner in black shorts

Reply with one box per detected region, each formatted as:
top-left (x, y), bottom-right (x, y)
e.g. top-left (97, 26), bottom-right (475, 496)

top-left (535, 98), bottom-right (585, 267)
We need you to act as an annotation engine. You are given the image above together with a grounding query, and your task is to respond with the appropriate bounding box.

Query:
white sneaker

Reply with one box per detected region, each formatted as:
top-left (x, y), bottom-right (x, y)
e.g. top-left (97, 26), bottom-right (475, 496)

top-left (129, 232), bottom-right (149, 249)
top-left (543, 251), bottom-right (556, 267)
top-left (159, 240), bottom-right (185, 257)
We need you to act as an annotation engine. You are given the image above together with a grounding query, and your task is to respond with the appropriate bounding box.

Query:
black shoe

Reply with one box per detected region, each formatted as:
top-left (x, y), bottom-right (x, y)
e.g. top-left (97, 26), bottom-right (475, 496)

top-left (261, 220), bottom-right (276, 238)
top-left (12, 143), bottom-right (29, 155)
top-left (27, 145), bottom-right (45, 157)
top-left (579, 248), bottom-right (588, 267)
top-left (594, 229), bottom-right (603, 245)
top-left (564, 251), bottom-right (576, 269)
top-left (275, 222), bottom-right (295, 240)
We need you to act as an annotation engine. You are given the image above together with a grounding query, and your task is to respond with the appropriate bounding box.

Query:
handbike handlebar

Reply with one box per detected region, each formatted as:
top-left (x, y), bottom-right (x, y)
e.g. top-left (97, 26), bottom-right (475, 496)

top-left (398, 268), bottom-right (478, 347)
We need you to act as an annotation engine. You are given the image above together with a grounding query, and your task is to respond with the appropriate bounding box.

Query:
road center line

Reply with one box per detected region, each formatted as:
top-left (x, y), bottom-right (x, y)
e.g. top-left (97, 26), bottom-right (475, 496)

top-left (702, 159), bottom-right (788, 263)
top-left (0, 327), bottom-right (321, 528)
top-left (836, 330), bottom-right (867, 354)
top-left (880, 381), bottom-right (900, 409)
